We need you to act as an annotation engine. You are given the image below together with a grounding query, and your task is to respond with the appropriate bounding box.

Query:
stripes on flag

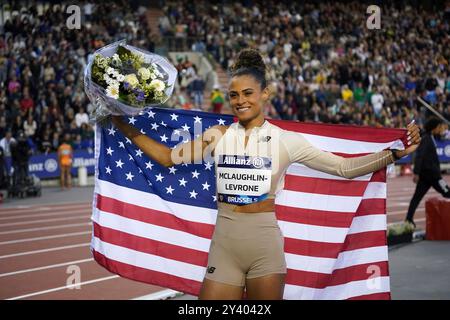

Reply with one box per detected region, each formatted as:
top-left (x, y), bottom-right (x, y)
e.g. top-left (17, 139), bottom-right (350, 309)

top-left (91, 108), bottom-right (406, 299)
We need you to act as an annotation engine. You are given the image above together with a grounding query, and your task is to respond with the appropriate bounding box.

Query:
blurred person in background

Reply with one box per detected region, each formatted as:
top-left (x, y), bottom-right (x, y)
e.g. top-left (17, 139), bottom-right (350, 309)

top-left (57, 133), bottom-right (73, 190)
top-left (0, 130), bottom-right (15, 157)
top-left (210, 85), bottom-right (225, 113)
top-left (405, 117), bottom-right (450, 228)
top-left (10, 130), bottom-right (32, 185)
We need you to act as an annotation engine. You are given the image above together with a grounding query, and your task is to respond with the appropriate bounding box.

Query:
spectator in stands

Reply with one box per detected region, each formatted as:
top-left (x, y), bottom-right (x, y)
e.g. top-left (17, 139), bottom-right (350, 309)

top-left (370, 87), bottom-right (384, 118)
top-left (190, 74), bottom-right (205, 109)
top-left (75, 107), bottom-right (89, 128)
top-left (23, 114), bottom-right (37, 138)
top-left (0, 130), bottom-right (15, 157)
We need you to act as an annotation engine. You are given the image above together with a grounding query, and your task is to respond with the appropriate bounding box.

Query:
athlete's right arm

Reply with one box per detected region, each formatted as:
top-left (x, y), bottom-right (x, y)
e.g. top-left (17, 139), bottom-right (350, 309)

top-left (111, 116), bottom-right (227, 167)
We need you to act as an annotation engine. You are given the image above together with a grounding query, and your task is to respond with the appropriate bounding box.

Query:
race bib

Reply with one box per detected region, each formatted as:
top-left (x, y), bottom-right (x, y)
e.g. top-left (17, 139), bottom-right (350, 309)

top-left (216, 155), bottom-right (272, 205)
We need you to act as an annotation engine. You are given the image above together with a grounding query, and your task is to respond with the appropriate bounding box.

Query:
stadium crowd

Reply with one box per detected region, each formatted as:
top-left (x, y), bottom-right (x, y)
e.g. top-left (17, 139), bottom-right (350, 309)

top-left (0, 0), bottom-right (154, 157)
top-left (159, 0), bottom-right (450, 127)
top-left (0, 0), bottom-right (449, 160)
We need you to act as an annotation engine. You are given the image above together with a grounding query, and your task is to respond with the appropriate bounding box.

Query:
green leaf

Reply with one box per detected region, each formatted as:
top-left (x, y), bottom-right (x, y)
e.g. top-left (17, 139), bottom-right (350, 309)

top-left (117, 45), bottom-right (132, 60)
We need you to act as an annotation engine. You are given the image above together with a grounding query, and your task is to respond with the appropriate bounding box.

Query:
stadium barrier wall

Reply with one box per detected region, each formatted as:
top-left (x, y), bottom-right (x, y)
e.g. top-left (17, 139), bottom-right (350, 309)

top-left (2, 140), bottom-right (450, 180)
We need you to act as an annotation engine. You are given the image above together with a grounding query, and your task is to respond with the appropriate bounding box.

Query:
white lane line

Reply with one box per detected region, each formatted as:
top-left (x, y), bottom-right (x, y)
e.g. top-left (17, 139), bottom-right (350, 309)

top-left (0, 258), bottom-right (94, 277)
top-left (6, 275), bottom-right (119, 300)
top-left (0, 222), bottom-right (92, 235)
top-left (0, 231), bottom-right (91, 245)
top-left (132, 289), bottom-right (181, 300)
top-left (0, 209), bottom-right (91, 221)
top-left (0, 203), bottom-right (91, 215)
top-left (0, 243), bottom-right (90, 259)
top-left (0, 215), bottom-right (91, 227)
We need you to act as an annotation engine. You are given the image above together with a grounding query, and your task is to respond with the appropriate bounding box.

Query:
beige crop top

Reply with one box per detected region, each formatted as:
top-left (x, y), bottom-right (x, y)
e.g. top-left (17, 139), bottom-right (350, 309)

top-left (213, 120), bottom-right (394, 207)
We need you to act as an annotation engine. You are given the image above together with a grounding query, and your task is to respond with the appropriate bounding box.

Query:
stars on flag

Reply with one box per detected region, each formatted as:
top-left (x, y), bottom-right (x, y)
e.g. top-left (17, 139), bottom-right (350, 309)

top-left (108, 127), bottom-right (116, 136)
top-left (115, 159), bottom-right (124, 168)
top-left (191, 170), bottom-right (200, 179)
top-left (168, 167), bottom-right (177, 174)
top-left (165, 185), bottom-right (174, 194)
top-left (204, 162), bottom-right (213, 170)
top-left (106, 147), bottom-right (114, 156)
top-left (100, 108), bottom-right (233, 208)
top-left (128, 117), bottom-right (137, 125)
top-left (147, 110), bottom-right (155, 118)
top-left (135, 149), bottom-right (143, 157)
top-left (178, 177), bottom-right (187, 187)
top-left (189, 190), bottom-right (198, 199)
top-left (202, 181), bottom-right (210, 191)
top-left (145, 161), bottom-right (154, 170)
top-left (193, 116), bottom-right (202, 124)
top-left (160, 134), bottom-right (168, 143)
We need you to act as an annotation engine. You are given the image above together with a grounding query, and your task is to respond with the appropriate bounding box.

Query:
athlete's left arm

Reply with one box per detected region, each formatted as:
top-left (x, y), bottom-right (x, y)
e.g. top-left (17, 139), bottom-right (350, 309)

top-left (284, 123), bottom-right (421, 179)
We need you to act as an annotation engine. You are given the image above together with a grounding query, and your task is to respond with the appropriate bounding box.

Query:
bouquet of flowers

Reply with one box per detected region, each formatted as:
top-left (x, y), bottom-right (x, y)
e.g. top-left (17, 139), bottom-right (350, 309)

top-left (84, 40), bottom-right (177, 125)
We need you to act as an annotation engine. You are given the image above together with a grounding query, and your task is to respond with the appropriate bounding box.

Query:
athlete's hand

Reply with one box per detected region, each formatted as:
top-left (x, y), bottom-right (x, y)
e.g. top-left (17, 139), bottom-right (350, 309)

top-left (393, 121), bottom-right (421, 158)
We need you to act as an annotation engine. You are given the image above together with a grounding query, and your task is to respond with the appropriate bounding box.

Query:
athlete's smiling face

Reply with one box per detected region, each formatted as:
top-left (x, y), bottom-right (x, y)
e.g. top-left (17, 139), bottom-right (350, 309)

top-left (228, 75), bottom-right (269, 125)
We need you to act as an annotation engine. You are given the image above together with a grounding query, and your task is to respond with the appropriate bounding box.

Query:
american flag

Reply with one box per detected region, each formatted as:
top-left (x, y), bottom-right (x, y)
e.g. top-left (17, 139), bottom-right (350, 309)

top-left (91, 107), bottom-right (407, 300)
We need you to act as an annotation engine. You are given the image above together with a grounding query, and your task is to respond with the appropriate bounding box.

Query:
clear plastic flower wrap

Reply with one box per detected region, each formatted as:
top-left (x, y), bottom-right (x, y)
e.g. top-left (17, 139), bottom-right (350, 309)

top-left (84, 39), bottom-right (178, 126)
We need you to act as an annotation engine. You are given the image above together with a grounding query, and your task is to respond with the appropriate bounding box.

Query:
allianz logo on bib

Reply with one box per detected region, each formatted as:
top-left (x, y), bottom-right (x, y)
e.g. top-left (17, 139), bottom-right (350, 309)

top-left (222, 155), bottom-right (251, 166)
top-left (219, 155), bottom-right (271, 169)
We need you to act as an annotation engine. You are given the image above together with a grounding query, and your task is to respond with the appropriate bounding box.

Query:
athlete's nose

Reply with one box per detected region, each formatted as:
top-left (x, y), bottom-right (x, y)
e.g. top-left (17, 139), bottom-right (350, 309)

top-left (237, 94), bottom-right (246, 106)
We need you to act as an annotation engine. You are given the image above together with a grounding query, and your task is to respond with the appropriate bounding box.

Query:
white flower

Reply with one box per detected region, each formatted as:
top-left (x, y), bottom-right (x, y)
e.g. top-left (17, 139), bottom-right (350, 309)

top-left (103, 73), bottom-right (110, 81)
top-left (112, 54), bottom-right (120, 60)
top-left (124, 74), bottom-right (139, 88)
top-left (149, 79), bottom-right (165, 92)
top-left (138, 67), bottom-right (151, 81)
top-left (150, 72), bottom-right (157, 80)
top-left (107, 67), bottom-right (116, 75)
top-left (106, 84), bottom-right (120, 99)
top-left (116, 74), bottom-right (125, 82)
top-left (110, 79), bottom-right (120, 88)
